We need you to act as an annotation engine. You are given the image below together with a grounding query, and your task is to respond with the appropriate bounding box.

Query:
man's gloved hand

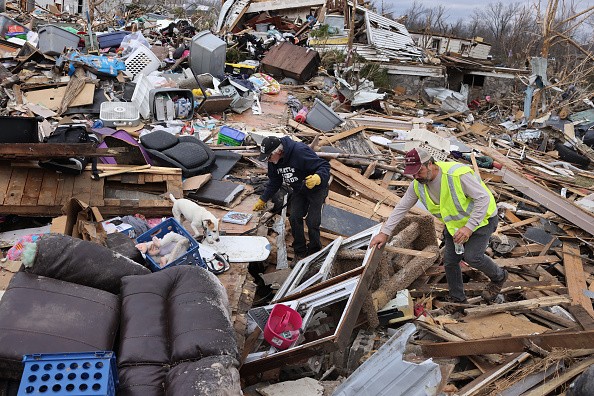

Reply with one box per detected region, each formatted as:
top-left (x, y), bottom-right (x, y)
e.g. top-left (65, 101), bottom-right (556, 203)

top-left (305, 174), bottom-right (321, 189)
top-left (253, 198), bottom-right (266, 211)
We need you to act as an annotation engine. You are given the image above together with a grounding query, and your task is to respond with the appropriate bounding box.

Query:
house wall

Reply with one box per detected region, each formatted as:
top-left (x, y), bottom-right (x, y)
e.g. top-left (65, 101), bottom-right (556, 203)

top-left (469, 43), bottom-right (491, 59)
top-left (388, 74), bottom-right (446, 96)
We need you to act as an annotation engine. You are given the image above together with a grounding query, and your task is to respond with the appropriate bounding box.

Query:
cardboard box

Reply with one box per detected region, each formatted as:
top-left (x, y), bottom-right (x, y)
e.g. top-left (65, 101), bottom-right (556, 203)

top-left (51, 198), bottom-right (106, 244)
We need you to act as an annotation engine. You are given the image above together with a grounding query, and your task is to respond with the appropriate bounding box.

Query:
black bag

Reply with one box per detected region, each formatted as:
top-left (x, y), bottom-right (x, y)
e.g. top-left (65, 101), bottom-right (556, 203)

top-left (39, 125), bottom-right (99, 178)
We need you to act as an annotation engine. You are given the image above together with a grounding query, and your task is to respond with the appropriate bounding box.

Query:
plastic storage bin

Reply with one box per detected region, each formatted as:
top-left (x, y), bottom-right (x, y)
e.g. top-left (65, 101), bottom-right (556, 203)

top-left (264, 304), bottom-right (302, 350)
top-left (306, 98), bottom-right (343, 132)
top-left (0, 116), bottom-right (39, 143)
top-left (18, 351), bottom-right (117, 396)
top-left (38, 25), bottom-right (80, 56)
top-left (136, 217), bottom-right (206, 272)
top-left (189, 31), bottom-right (226, 77)
top-left (124, 45), bottom-right (160, 80)
top-left (0, 14), bottom-right (29, 37)
top-left (149, 88), bottom-right (194, 121)
top-left (97, 31), bottom-right (129, 49)
top-left (217, 126), bottom-right (245, 146)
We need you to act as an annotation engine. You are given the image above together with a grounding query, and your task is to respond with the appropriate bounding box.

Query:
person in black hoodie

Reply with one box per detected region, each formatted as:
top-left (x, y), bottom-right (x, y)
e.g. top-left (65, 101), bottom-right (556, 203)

top-left (253, 136), bottom-right (330, 264)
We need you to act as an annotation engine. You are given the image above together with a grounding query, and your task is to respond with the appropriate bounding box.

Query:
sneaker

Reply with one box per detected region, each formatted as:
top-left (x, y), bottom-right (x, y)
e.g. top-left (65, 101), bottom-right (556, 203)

top-left (482, 269), bottom-right (508, 302)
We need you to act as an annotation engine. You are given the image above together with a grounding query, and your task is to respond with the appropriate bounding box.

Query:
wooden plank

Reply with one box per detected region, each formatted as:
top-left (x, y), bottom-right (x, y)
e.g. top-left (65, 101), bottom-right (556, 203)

top-left (37, 169), bottom-right (59, 206)
top-left (421, 329), bottom-right (594, 357)
top-left (494, 255), bottom-right (561, 267)
top-left (0, 167), bottom-right (14, 205)
top-left (497, 212), bottom-right (555, 233)
top-left (319, 126), bottom-right (367, 145)
top-left (88, 178), bottom-right (105, 206)
top-left (59, 174), bottom-right (76, 205)
top-left (563, 242), bottom-right (594, 319)
top-left (464, 295), bottom-right (571, 317)
top-left (4, 168), bottom-right (28, 206)
top-left (71, 173), bottom-right (92, 203)
top-left (20, 168), bottom-right (44, 206)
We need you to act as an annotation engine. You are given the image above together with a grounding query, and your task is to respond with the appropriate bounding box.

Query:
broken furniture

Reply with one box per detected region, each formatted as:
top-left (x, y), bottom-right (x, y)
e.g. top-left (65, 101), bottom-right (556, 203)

top-left (117, 265), bottom-right (241, 395)
top-left (0, 232), bottom-right (150, 379)
top-left (260, 42), bottom-right (321, 82)
top-left (0, 163), bottom-right (182, 217)
top-left (140, 129), bottom-right (216, 177)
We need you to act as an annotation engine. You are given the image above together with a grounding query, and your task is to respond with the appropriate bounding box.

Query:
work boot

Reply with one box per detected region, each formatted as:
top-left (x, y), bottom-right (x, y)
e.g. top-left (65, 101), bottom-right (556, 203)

top-left (289, 253), bottom-right (306, 268)
top-left (482, 269), bottom-right (508, 302)
top-left (435, 297), bottom-right (469, 315)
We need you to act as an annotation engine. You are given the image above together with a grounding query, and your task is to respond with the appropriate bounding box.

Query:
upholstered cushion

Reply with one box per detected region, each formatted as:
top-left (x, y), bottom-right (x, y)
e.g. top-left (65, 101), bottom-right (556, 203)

top-left (118, 265), bottom-right (237, 367)
top-left (118, 365), bottom-right (167, 396)
top-left (166, 356), bottom-right (241, 396)
top-left (27, 234), bottom-right (150, 295)
top-left (140, 130), bottom-right (178, 151)
top-left (162, 141), bottom-right (208, 169)
top-left (0, 272), bottom-right (120, 379)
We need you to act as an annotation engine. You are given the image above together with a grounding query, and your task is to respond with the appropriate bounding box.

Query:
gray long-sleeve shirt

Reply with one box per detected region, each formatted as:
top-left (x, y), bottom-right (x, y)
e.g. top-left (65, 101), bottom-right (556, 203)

top-left (380, 167), bottom-right (495, 236)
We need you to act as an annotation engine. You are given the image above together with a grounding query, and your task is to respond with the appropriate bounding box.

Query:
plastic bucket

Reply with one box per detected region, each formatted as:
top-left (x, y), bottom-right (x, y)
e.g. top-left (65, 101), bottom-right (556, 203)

top-left (263, 304), bottom-right (302, 350)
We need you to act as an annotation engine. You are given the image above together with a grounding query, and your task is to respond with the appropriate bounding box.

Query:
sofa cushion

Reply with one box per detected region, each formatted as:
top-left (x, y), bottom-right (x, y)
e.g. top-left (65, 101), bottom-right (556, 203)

top-left (27, 234), bottom-right (150, 295)
top-left (118, 265), bottom-right (237, 367)
top-left (0, 272), bottom-right (120, 379)
top-left (118, 365), bottom-right (167, 396)
top-left (166, 356), bottom-right (241, 396)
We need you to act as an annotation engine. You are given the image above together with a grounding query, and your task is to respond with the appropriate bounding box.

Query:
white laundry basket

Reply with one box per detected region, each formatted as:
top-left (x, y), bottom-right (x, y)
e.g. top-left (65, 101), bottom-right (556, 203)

top-left (124, 45), bottom-right (160, 80)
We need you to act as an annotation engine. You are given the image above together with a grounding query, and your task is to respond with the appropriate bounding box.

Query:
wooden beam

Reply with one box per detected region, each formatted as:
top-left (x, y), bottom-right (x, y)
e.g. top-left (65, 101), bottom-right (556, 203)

top-left (464, 295), bottom-right (571, 317)
top-left (497, 212), bottom-right (555, 233)
top-left (563, 242), bottom-right (594, 319)
top-left (319, 126), bottom-right (366, 145)
top-left (0, 144), bottom-right (125, 158)
top-left (421, 329), bottom-right (594, 357)
top-left (494, 255), bottom-right (561, 267)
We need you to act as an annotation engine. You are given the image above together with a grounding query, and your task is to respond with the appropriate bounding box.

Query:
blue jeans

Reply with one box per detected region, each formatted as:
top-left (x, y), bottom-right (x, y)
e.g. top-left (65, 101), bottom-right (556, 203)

top-left (443, 216), bottom-right (505, 302)
top-left (289, 186), bottom-right (328, 256)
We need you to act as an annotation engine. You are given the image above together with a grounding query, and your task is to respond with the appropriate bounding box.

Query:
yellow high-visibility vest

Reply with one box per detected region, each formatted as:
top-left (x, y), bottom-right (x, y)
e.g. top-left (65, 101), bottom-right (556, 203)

top-left (413, 162), bottom-right (496, 235)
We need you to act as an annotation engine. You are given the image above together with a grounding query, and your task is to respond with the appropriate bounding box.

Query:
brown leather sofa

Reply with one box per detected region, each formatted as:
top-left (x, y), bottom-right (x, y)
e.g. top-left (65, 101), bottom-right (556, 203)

top-left (117, 265), bottom-right (241, 396)
top-left (0, 235), bottom-right (240, 395)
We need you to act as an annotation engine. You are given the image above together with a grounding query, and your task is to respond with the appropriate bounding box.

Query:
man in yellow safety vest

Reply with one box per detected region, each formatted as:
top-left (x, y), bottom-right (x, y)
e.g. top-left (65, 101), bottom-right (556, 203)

top-left (370, 147), bottom-right (508, 308)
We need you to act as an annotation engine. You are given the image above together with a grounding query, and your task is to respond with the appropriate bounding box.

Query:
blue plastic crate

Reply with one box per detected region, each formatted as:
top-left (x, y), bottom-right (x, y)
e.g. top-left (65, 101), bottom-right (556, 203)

top-left (217, 126), bottom-right (245, 146)
top-left (18, 351), bottom-right (117, 396)
top-left (136, 217), bottom-right (206, 272)
top-left (97, 31), bottom-right (129, 49)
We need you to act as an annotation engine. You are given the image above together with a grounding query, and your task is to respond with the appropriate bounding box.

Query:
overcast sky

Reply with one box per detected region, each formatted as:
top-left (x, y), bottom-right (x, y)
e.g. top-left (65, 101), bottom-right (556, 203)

top-left (384, 0), bottom-right (594, 21)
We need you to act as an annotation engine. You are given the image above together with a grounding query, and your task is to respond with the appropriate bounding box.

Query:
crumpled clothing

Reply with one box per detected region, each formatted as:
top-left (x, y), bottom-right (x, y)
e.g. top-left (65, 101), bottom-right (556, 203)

top-left (6, 234), bottom-right (44, 261)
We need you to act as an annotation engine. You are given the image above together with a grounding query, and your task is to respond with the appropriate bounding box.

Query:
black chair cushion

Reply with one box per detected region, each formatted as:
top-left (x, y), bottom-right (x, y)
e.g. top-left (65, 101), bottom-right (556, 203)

top-left (140, 130), bottom-right (178, 151)
top-left (162, 142), bottom-right (210, 169)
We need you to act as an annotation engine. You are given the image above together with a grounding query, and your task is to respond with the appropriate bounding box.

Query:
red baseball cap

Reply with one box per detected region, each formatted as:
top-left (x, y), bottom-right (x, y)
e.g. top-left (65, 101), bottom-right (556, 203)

top-left (403, 147), bottom-right (431, 175)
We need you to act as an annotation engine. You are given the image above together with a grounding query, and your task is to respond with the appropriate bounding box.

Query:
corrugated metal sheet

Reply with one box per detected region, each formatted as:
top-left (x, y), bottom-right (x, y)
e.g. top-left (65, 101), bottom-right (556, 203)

top-left (333, 323), bottom-right (441, 396)
top-left (365, 10), bottom-right (422, 56)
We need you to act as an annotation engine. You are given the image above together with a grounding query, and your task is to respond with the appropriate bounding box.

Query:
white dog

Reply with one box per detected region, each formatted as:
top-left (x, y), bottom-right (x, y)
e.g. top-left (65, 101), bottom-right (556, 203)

top-left (169, 194), bottom-right (220, 244)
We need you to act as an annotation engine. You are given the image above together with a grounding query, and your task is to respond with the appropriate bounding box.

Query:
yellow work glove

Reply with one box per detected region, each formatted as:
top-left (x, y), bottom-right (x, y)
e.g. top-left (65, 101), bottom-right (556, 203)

top-left (305, 174), bottom-right (321, 189)
top-left (253, 198), bottom-right (266, 211)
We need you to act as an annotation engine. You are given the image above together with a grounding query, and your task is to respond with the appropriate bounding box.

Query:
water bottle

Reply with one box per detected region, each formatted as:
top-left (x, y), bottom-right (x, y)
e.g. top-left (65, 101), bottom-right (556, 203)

top-left (454, 228), bottom-right (465, 254)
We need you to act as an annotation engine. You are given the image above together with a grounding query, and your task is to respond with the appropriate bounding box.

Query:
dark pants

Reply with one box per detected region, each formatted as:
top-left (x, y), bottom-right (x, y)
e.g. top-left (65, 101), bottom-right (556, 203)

top-left (289, 186), bottom-right (328, 256)
top-left (443, 216), bottom-right (505, 302)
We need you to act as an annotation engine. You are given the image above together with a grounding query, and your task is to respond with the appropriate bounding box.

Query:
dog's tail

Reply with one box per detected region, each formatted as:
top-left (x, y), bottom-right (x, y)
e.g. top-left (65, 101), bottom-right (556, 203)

top-left (169, 193), bottom-right (177, 203)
